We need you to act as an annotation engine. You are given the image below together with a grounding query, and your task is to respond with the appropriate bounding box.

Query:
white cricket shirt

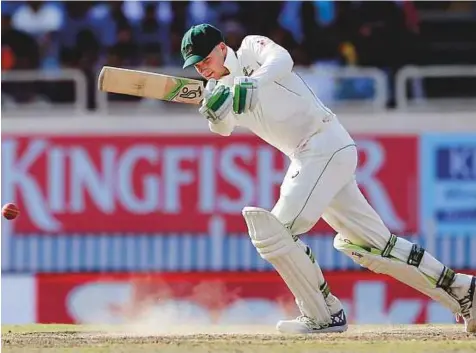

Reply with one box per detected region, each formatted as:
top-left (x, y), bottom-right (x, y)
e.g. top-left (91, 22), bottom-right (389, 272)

top-left (210, 35), bottom-right (353, 156)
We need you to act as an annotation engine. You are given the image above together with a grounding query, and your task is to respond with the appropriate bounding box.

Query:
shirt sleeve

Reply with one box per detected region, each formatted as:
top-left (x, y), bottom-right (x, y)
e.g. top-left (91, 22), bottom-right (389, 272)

top-left (208, 111), bottom-right (237, 136)
top-left (242, 35), bottom-right (294, 86)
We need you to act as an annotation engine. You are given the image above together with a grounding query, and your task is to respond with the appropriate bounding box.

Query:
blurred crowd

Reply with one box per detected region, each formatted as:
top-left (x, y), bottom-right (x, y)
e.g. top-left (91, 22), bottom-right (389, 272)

top-left (2, 1), bottom-right (476, 109)
top-left (0, 0), bottom-right (430, 70)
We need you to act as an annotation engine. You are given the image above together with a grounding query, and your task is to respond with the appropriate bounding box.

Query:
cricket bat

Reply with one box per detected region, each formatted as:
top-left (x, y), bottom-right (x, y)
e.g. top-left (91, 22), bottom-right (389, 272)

top-left (98, 66), bottom-right (204, 104)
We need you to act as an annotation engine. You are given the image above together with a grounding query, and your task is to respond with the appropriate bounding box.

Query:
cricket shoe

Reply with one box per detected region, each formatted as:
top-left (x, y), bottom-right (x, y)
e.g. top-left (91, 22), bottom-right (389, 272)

top-left (276, 309), bottom-right (348, 334)
top-left (456, 276), bottom-right (476, 333)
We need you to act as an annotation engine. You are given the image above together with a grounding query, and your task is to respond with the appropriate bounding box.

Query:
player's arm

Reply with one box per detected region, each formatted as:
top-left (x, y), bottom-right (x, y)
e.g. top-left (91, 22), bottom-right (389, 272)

top-left (233, 35), bottom-right (293, 114)
top-left (244, 35), bottom-right (294, 86)
top-left (199, 80), bottom-right (236, 136)
top-left (207, 113), bottom-right (236, 136)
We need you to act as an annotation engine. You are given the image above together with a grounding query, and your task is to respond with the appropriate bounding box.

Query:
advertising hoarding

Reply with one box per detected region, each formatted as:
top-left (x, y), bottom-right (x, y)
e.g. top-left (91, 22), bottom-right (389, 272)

top-left (37, 271), bottom-right (471, 325)
top-left (420, 134), bottom-right (476, 235)
top-left (2, 134), bottom-right (418, 272)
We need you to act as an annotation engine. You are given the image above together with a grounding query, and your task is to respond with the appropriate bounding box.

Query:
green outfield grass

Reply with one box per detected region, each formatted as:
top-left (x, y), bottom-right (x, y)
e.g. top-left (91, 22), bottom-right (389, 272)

top-left (2, 324), bottom-right (476, 353)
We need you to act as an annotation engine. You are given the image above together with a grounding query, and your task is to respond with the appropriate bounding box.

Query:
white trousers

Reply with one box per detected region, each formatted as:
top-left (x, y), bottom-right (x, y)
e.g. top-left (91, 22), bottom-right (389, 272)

top-left (270, 121), bottom-right (473, 316)
top-left (272, 121), bottom-right (392, 249)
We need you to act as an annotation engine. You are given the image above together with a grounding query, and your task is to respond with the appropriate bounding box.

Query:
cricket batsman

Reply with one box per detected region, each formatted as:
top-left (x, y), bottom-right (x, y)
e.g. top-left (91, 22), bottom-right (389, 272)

top-left (181, 23), bottom-right (476, 334)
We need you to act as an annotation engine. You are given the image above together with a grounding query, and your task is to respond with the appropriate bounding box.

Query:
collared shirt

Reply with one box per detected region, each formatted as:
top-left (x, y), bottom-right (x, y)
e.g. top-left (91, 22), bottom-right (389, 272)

top-left (209, 35), bottom-right (352, 157)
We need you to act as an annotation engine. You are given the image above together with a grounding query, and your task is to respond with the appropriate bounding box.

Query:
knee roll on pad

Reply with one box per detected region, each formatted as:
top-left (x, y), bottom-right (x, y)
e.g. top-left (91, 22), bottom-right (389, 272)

top-left (242, 206), bottom-right (331, 322)
top-left (333, 233), bottom-right (460, 313)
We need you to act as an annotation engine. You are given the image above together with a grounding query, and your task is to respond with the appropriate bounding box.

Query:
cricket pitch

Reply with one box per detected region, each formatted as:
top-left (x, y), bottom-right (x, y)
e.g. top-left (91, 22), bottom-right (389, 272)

top-left (2, 324), bottom-right (476, 353)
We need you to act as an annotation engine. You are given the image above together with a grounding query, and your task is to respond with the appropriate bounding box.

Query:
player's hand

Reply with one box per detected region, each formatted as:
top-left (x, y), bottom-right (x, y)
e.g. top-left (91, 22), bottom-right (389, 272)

top-left (199, 79), bottom-right (232, 123)
top-left (233, 77), bottom-right (258, 114)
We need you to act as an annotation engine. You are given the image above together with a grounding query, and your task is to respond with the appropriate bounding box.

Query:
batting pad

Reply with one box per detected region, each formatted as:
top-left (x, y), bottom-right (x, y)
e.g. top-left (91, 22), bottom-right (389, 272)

top-left (334, 234), bottom-right (461, 313)
top-left (242, 207), bottom-right (332, 322)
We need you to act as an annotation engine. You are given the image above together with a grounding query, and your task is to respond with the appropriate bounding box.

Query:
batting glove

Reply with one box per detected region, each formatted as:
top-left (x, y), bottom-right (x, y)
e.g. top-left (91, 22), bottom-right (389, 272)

top-left (233, 76), bottom-right (258, 114)
top-left (199, 79), bottom-right (233, 123)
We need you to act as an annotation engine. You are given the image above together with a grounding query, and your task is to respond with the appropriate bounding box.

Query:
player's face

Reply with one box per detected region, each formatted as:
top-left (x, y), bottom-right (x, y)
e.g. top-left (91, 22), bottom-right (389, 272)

top-left (194, 43), bottom-right (228, 80)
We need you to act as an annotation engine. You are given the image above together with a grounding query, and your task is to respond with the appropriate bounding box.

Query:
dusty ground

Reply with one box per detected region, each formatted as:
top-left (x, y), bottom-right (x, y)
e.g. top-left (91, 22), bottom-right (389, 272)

top-left (2, 324), bottom-right (476, 353)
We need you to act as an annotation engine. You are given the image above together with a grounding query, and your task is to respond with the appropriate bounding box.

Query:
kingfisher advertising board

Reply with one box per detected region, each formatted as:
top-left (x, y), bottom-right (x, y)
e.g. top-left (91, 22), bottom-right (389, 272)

top-left (36, 271), bottom-right (474, 325)
top-left (420, 134), bottom-right (476, 235)
top-left (1, 134), bottom-right (418, 271)
top-left (2, 134), bottom-right (417, 234)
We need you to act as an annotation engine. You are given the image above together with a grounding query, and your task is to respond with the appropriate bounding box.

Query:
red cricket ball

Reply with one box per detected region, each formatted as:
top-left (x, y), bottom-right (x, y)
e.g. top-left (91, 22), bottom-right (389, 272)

top-left (2, 203), bottom-right (20, 220)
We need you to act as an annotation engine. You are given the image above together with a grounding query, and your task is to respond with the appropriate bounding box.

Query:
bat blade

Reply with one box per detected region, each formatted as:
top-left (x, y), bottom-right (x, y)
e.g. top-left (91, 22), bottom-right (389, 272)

top-left (98, 66), bottom-right (204, 105)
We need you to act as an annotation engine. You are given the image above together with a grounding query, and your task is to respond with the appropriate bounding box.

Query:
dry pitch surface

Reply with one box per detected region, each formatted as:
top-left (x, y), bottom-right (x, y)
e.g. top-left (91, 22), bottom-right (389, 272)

top-left (2, 324), bottom-right (476, 353)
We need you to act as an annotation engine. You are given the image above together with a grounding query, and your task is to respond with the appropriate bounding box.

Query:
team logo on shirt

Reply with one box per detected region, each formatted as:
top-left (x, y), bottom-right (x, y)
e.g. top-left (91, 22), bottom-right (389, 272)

top-left (257, 39), bottom-right (268, 47)
top-left (243, 66), bottom-right (254, 77)
top-left (291, 170), bottom-right (300, 179)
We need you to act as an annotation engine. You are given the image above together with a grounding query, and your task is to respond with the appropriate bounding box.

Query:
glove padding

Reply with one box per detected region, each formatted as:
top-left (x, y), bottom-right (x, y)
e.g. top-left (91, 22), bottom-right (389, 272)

top-left (199, 79), bottom-right (232, 123)
top-left (233, 77), bottom-right (258, 114)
